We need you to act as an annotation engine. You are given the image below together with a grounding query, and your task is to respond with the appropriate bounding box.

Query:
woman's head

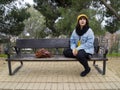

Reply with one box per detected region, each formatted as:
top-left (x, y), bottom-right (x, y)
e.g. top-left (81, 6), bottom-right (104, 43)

top-left (75, 14), bottom-right (89, 36)
top-left (77, 14), bottom-right (89, 27)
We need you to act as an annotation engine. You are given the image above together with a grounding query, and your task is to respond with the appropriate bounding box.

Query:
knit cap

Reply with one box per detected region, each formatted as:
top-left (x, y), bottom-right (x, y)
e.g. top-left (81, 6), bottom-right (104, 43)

top-left (77, 14), bottom-right (88, 21)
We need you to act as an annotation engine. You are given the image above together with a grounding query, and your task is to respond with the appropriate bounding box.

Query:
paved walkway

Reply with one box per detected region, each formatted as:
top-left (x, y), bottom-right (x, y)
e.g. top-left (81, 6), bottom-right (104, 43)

top-left (0, 58), bottom-right (120, 90)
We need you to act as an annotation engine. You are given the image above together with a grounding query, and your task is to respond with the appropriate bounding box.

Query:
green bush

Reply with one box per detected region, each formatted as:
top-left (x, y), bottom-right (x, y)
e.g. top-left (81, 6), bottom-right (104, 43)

top-left (108, 53), bottom-right (120, 57)
top-left (0, 54), bottom-right (7, 58)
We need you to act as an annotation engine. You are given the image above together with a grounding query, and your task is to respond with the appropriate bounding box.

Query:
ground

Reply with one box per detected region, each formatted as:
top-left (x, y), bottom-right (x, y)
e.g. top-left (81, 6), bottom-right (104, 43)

top-left (107, 57), bottom-right (120, 78)
top-left (0, 57), bottom-right (120, 77)
top-left (0, 58), bottom-right (7, 72)
top-left (0, 57), bottom-right (120, 89)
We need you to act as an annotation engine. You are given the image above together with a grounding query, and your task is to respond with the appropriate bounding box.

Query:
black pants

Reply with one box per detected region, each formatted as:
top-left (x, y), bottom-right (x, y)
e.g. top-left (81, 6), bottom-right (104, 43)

top-left (63, 48), bottom-right (91, 70)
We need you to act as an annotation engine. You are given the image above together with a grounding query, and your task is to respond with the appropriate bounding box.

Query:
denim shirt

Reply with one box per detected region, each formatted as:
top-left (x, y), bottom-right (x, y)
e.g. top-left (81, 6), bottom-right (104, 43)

top-left (70, 28), bottom-right (95, 54)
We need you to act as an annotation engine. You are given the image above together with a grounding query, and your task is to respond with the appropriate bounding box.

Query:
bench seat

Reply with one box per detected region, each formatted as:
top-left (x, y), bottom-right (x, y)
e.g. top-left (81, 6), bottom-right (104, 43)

top-left (7, 54), bottom-right (108, 61)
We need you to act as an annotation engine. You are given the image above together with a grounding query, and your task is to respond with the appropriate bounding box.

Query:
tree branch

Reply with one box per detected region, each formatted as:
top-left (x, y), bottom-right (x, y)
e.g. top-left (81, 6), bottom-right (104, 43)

top-left (100, 0), bottom-right (120, 20)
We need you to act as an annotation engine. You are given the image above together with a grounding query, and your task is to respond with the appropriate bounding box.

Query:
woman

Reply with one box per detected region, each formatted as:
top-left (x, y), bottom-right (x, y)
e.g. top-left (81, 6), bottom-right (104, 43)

top-left (63, 14), bottom-right (95, 77)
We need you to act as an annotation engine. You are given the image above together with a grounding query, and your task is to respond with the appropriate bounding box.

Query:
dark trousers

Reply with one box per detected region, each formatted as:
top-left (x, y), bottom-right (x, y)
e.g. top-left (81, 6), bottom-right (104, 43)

top-left (63, 48), bottom-right (91, 70)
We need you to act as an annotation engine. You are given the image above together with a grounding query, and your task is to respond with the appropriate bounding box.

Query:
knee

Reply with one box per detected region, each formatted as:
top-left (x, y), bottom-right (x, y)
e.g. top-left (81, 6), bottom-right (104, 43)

top-left (63, 48), bottom-right (71, 57)
top-left (63, 48), bottom-right (74, 58)
top-left (76, 50), bottom-right (86, 60)
top-left (76, 53), bottom-right (84, 60)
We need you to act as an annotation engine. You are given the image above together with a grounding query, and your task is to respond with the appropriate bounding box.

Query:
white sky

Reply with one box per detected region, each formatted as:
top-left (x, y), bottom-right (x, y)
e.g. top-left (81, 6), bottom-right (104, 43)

top-left (12, 0), bottom-right (35, 9)
top-left (24, 0), bottom-right (34, 5)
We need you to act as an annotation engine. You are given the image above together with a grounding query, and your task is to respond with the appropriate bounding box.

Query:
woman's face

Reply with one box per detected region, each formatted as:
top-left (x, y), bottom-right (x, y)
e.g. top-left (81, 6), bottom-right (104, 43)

top-left (79, 17), bottom-right (87, 27)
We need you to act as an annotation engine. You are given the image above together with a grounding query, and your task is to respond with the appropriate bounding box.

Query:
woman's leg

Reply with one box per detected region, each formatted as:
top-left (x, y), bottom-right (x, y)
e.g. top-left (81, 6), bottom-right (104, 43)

top-left (63, 48), bottom-right (75, 58)
top-left (76, 49), bottom-right (91, 77)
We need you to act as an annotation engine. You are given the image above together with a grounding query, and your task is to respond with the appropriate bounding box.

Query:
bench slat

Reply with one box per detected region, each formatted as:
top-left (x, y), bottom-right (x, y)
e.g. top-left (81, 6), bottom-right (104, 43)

top-left (16, 38), bottom-right (70, 48)
top-left (7, 54), bottom-right (108, 61)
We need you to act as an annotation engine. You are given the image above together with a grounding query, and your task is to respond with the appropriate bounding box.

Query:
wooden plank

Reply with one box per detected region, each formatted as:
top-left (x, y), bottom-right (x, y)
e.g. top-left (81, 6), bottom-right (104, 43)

top-left (16, 38), bottom-right (70, 48)
top-left (7, 54), bottom-right (108, 61)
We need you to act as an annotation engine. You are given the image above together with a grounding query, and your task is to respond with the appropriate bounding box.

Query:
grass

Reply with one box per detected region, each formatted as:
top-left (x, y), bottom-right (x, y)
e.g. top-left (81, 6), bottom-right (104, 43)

top-left (0, 54), bottom-right (7, 58)
top-left (0, 53), bottom-right (120, 58)
top-left (107, 53), bottom-right (120, 57)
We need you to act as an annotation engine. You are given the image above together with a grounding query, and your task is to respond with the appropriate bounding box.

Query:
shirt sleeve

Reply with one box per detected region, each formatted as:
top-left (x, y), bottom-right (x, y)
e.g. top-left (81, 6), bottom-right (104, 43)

top-left (70, 30), bottom-right (76, 50)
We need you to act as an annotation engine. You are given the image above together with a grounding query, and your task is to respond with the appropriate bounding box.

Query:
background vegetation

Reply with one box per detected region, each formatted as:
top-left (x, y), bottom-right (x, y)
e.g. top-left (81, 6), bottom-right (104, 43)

top-left (0, 0), bottom-right (120, 55)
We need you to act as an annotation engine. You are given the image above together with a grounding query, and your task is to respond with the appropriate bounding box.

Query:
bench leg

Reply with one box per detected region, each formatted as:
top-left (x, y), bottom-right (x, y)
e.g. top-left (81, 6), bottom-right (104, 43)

top-left (102, 60), bottom-right (106, 75)
top-left (93, 61), bottom-right (96, 65)
top-left (12, 61), bottom-right (23, 75)
top-left (93, 60), bottom-right (106, 75)
top-left (8, 60), bottom-right (23, 75)
top-left (8, 59), bottom-right (12, 75)
top-left (21, 61), bottom-right (23, 65)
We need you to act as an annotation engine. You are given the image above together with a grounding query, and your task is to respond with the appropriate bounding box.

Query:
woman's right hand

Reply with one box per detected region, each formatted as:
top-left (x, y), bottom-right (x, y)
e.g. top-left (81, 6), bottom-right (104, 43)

top-left (72, 48), bottom-right (78, 56)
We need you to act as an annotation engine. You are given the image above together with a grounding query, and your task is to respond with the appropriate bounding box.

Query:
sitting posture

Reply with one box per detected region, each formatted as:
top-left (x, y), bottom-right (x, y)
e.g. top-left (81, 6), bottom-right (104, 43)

top-left (63, 14), bottom-right (95, 77)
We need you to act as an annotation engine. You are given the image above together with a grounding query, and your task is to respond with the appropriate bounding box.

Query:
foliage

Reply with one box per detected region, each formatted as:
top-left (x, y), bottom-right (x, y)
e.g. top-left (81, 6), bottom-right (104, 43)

top-left (19, 7), bottom-right (46, 38)
top-left (34, 0), bottom-right (92, 37)
top-left (54, 8), bottom-right (77, 37)
top-left (80, 9), bottom-right (106, 36)
top-left (102, 0), bottom-right (120, 34)
top-left (34, 0), bottom-right (61, 36)
top-left (0, 0), bottom-right (30, 36)
top-left (1, 0), bottom-right (120, 38)
top-left (0, 54), bottom-right (7, 58)
top-left (0, 8), bottom-right (30, 36)
top-left (85, 0), bottom-right (120, 34)
top-left (105, 20), bottom-right (120, 34)
top-left (0, 0), bottom-right (15, 4)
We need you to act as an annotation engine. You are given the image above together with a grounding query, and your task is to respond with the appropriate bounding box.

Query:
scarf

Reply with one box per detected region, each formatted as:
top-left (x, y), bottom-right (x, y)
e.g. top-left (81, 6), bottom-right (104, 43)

top-left (76, 25), bottom-right (89, 36)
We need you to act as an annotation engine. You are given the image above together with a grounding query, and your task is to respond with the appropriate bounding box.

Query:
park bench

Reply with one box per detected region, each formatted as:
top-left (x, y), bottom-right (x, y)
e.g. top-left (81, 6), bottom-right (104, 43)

top-left (5, 38), bottom-right (108, 75)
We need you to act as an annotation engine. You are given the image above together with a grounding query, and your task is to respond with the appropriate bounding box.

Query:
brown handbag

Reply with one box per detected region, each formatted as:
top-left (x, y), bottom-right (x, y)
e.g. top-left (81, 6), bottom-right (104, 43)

top-left (35, 48), bottom-right (52, 58)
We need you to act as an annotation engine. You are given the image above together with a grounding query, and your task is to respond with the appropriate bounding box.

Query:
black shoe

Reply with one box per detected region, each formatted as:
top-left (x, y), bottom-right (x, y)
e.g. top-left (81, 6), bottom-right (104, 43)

top-left (80, 67), bottom-right (91, 77)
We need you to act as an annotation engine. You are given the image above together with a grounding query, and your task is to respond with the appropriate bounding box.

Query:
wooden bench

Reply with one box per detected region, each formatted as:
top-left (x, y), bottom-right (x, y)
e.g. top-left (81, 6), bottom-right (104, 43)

top-left (5, 38), bottom-right (108, 75)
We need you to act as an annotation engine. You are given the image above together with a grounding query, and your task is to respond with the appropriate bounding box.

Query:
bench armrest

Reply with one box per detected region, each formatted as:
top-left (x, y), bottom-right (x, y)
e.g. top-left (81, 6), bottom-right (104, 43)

top-left (98, 45), bottom-right (108, 58)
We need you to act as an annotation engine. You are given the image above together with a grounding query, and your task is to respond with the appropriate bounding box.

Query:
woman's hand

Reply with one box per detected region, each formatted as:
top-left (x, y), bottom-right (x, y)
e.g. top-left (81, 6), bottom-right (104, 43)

top-left (72, 48), bottom-right (78, 56)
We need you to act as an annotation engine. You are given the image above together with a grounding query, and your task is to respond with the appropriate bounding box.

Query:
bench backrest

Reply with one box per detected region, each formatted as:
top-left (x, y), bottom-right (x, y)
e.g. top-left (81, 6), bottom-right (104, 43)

top-left (16, 38), bottom-right (99, 54)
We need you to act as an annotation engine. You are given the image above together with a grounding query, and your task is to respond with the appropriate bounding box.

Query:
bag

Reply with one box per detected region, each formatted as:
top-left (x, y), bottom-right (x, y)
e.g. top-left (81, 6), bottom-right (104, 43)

top-left (35, 48), bottom-right (52, 58)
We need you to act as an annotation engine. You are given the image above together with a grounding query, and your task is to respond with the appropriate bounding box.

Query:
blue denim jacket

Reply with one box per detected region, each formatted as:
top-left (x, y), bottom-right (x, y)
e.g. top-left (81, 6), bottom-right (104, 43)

top-left (70, 28), bottom-right (95, 54)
